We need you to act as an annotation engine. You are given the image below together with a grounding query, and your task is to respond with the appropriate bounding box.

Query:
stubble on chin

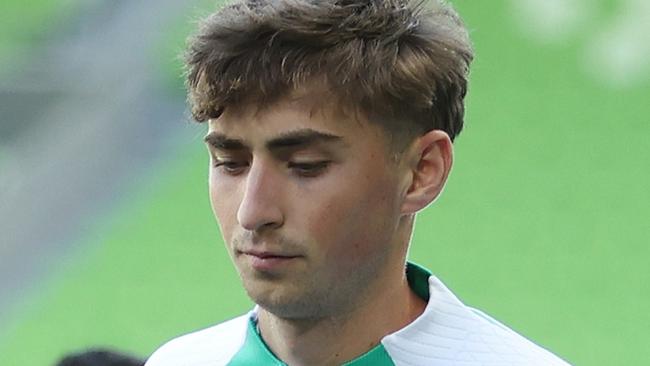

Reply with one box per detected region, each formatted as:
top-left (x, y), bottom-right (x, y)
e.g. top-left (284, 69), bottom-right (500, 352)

top-left (238, 265), bottom-right (332, 320)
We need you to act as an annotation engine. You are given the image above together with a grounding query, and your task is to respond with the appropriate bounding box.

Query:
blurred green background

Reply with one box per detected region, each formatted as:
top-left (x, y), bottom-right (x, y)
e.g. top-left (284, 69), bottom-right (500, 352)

top-left (1, 0), bottom-right (648, 365)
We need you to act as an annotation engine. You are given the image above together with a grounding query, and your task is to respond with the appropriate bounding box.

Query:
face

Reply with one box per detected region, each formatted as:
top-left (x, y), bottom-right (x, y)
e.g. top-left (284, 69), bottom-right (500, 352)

top-left (205, 93), bottom-right (410, 319)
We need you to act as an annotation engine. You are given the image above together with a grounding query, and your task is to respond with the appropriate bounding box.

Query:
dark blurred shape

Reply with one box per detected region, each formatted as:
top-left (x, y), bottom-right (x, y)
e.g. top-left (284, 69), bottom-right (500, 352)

top-left (55, 348), bottom-right (144, 366)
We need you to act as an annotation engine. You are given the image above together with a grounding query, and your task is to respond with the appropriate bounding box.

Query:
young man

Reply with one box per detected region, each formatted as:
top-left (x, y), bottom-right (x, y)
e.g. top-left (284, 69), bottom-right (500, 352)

top-left (147, 0), bottom-right (570, 365)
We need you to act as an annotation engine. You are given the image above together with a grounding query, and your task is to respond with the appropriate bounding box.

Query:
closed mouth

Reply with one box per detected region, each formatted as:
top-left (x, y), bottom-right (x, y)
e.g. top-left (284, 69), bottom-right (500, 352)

top-left (238, 250), bottom-right (300, 259)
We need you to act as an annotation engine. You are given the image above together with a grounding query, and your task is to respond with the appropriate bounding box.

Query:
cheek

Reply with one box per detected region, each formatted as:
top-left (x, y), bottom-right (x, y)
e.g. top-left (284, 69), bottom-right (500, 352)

top-left (209, 173), bottom-right (240, 243)
top-left (302, 170), bottom-right (398, 263)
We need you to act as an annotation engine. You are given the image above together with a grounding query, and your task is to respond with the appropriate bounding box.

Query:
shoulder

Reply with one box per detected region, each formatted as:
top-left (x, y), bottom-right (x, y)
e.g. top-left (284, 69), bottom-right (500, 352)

top-left (145, 313), bottom-right (251, 366)
top-left (463, 306), bottom-right (571, 365)
top-left (383, 274), bottom-right (572, 366)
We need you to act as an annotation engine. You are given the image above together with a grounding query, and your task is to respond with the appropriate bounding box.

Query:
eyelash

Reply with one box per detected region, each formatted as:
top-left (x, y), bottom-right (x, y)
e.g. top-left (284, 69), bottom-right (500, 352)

top-left (213, 161), bottom-right (247, 175)
top-left (213, 160), bottom-right (331, 177)
top-left (287, 161), bottom-right (330, 177)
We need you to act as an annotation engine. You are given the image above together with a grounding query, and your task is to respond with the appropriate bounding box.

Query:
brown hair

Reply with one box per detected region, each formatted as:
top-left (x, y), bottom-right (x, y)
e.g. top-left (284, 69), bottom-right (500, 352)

top-left (185, 0), bottom-right (473, 144)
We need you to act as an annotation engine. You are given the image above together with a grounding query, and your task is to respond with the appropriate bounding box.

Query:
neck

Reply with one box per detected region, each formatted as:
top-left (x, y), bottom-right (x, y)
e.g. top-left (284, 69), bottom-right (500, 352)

top-left (257, 261), bottom-right (426, 366)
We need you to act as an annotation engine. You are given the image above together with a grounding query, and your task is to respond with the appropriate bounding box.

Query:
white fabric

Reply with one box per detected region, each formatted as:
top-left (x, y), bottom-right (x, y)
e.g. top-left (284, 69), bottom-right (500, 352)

top-left (145, 313), bottom-right (249, 366)
top-left (381, 274), bottom-right (571, 366)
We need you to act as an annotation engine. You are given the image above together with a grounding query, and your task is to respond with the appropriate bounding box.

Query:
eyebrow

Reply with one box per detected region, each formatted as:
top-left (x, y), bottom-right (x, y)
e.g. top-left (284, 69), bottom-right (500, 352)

top-left (204, 128), bottom-right (344, 151)
top-left (203, 133), bottom-right (246, 150)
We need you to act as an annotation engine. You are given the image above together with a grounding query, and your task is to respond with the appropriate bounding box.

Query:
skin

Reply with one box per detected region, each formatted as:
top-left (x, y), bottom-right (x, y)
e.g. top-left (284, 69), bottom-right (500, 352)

top-left (205, 90), bottom-right (453, 366)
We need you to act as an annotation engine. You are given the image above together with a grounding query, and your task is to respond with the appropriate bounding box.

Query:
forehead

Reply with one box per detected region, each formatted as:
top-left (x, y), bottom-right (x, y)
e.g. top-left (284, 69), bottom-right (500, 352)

top-left (207, 89), bottom-right (380, 143)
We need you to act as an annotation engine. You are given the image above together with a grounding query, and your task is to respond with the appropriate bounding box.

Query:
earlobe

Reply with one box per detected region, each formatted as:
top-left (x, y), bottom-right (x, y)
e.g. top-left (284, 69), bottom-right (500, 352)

top-left (401, 130), bottom-right (453, 214)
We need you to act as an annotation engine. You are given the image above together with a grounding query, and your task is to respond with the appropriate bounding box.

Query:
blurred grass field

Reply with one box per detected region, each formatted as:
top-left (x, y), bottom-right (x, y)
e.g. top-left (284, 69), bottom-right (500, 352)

top-left (0, 0), bottom-right (80, 76)
top-left (1, 0), bottom-right (649, 365)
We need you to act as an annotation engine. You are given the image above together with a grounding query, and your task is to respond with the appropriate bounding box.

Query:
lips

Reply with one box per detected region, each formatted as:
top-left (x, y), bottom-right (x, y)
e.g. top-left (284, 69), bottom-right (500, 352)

top-left (238, 249), bottom-right (301, 271)
top-left (240, 250), bottom-right (298, 259)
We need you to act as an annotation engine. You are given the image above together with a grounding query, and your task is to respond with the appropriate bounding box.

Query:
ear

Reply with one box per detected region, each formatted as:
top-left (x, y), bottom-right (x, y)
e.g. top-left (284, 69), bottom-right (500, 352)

top-left (400, 130), bottom-right (453, 214)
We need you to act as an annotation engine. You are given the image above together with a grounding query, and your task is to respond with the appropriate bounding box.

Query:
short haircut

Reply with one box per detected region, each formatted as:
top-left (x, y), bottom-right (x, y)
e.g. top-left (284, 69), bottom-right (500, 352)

top-left (185, 0), bottom-right (473, 145)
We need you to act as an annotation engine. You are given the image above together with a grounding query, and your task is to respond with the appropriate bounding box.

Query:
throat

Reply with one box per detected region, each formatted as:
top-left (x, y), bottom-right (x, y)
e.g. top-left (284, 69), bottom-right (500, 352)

top-left (256, 281), bottom-right (426, 366)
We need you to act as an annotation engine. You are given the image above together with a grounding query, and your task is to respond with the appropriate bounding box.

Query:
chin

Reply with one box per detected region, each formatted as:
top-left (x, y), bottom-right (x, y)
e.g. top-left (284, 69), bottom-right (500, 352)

top-left (244, 283), bottom-right (325, 319)
top-left (258, 301), bottom-right (322, 320)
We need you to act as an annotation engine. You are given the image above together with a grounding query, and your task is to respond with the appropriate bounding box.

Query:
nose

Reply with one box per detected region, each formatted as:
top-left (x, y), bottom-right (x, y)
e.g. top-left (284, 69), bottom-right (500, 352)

top-left (237, 160), bottom-right (284, 231)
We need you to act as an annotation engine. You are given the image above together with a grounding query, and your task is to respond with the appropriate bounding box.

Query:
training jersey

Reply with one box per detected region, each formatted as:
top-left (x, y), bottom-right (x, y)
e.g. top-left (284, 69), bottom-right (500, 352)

top-left (146, 263), bottom-right (571, 365)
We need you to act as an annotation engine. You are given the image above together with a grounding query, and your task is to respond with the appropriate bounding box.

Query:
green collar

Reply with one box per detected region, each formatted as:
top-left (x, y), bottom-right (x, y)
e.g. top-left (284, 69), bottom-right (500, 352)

top-left (406, 261), bottom-right (432, 302)
top-left (227, 262), bottom-right (431, 366)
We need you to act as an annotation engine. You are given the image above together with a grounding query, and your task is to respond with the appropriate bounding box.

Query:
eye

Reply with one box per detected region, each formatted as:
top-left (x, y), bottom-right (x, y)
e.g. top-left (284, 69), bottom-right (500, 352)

top-left (287, 161), bottom-right (330, 177)
top-left (213, 160), bottom-right (248, 175)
